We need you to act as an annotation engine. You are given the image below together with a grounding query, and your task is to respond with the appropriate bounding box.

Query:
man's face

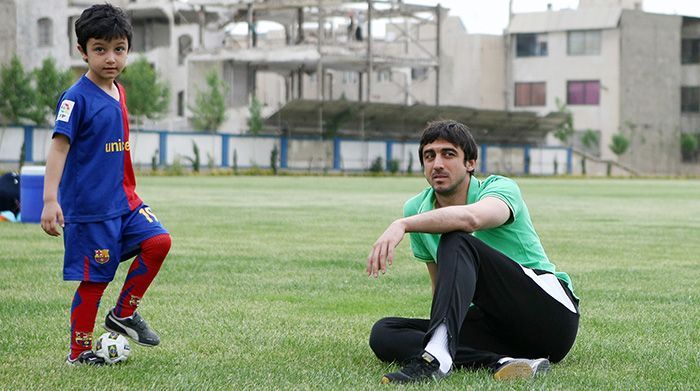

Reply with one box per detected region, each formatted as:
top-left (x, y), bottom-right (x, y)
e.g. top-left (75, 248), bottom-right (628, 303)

top-left (422, 139), bottom-right (475, 196)
top-left (79, 37), bottom-right (128, 82)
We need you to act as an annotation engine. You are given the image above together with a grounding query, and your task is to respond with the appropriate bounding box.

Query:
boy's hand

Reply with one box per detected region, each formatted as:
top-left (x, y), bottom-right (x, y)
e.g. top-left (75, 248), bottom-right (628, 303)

top-left (41, 200), bottom-right (64, 236)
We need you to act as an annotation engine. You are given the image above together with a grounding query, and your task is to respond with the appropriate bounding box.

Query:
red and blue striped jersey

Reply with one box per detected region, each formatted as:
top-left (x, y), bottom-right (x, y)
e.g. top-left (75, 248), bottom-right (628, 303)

top-left (53, 75), bottom-right (141, 223)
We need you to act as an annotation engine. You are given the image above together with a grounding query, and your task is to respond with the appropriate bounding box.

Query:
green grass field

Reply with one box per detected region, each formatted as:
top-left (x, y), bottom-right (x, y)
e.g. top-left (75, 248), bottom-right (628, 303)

top-left (1, 176), bottom-right (698, 390)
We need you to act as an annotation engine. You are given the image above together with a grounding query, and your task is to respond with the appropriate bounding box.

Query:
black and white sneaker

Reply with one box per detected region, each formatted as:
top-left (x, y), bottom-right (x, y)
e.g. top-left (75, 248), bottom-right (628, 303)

top-left (104, 309), bottom-right (160, 347)
top-left (66, 350), bottom-right (106, 366)
top-left (492, 358), bottom-right (550, 380)
top-left (380, 351), bottom-right (450, 384)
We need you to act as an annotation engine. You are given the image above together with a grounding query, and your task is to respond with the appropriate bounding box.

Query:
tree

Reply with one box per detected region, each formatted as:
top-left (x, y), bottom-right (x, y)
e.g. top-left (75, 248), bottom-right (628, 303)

top-left (190, 70), bottom-right (227, 132)
top-left (0, 56), bottom-right (36, 125)
top-left (248, 96), bottom-right (263, 136)
top-left (553, 98), bottom-right (574, 145)
top-left (581, 129), bottom-right (599, 152)
top-left (609, 133), bottom-right (630, 157)
top-left (118, 56), bottom-right (170, 128)
top-left (31, 57), bottom-right (73, 126)
top-left (579, 129), bottom-right (599, 175)
top-left (607, 133), bottom-right (630, 176)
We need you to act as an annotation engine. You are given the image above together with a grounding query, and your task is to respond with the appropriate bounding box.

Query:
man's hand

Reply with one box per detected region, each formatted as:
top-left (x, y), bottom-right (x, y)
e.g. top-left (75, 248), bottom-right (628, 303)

top-left (366, 219), bottom-right (406, 277)
top-left (41, 200), bottom-right (64, 236)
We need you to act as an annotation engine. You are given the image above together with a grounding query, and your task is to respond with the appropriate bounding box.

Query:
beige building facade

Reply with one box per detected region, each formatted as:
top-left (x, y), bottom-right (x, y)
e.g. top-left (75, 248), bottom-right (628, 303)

top-left (505, 1), bottom-right (699, 174)
top-left (1, 0), bottom-right (698, 174)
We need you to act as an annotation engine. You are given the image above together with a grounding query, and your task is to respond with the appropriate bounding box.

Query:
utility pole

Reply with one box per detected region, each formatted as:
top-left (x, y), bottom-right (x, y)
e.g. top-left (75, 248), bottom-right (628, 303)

top-left (435, 4), bottom-right (441, 106)
top-left (366, 0), bottom-right (373, 103)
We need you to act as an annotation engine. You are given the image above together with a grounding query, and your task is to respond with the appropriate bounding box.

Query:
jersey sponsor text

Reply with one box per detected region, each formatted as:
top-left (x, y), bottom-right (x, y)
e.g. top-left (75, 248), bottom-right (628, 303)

top-left (105, 139), bottom-right (130, 153)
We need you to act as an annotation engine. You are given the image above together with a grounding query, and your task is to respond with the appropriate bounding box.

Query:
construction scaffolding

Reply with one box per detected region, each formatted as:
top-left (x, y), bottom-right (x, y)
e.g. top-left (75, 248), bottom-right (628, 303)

top-left (178, 0), bottom-right (443, 105)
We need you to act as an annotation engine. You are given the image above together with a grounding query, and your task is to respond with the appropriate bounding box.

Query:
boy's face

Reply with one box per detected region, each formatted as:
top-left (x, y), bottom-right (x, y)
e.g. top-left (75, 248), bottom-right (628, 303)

top-left (78, 37), bottom-right (128, 82)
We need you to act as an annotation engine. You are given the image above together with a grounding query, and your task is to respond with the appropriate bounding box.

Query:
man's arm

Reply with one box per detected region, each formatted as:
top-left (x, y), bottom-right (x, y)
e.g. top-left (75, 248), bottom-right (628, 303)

top-left (366, 197), bottom-right (510, 277)
top-left (402, 197), bottom-right (510, 234)
top-left (41, 134), bottom-right (70, 236)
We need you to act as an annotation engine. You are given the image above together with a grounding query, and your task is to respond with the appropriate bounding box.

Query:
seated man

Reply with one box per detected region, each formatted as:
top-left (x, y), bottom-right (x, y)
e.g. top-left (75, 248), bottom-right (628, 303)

top-left (366, 120), bottom-right (579, 384)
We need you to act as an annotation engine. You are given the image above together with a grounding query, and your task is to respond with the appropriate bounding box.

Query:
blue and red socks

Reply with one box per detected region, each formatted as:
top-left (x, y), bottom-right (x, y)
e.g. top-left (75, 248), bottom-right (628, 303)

top-left (70, 281), bottom-right (108, 360)
top-left (113, 234), bottom-right (171, 318)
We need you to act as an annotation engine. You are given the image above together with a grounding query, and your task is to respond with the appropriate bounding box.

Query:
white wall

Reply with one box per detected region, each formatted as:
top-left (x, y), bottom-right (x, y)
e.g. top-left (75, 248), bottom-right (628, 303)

top-left (510, 28), bottom-right (621, 160)
top-left (0, 127), bottom-right (24, 162)
top-left (339, 140), bottom-right (385, 170)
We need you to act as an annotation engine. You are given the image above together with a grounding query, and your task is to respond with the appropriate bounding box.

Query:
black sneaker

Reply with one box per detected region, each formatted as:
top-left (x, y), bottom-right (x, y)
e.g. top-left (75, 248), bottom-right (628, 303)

top-left (492, 358), bottom-right (550, 380)
top-left (104, 309), bottom-right (160, 347)
top-left (380, 351), bottom-right (450, 384)
top-left (66, 350), bottom-right (106, 366)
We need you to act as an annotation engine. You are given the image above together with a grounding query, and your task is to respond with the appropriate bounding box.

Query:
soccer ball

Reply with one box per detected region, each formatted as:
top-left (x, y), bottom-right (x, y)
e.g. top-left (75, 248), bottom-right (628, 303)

top-left (94, 332), bottom-right (131, 364)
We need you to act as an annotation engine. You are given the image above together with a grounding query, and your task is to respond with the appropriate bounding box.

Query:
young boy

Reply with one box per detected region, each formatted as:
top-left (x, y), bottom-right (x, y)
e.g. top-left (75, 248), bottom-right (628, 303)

top-left (40, 4), bottom-right (172, 365)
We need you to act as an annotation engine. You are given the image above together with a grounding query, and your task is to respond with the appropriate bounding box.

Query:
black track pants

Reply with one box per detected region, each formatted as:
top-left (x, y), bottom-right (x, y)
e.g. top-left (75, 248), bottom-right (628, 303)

top-left (369, 231), bottom-right (579, 369)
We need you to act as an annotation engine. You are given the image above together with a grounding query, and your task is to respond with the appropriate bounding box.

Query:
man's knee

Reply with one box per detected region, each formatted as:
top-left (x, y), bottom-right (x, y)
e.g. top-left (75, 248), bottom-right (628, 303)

top-left (439, 230), bottom-right (475, 248)
top-left (369, 317), bottom-right (394, 355)
top-left (437, 231), bottom-right (479, 265)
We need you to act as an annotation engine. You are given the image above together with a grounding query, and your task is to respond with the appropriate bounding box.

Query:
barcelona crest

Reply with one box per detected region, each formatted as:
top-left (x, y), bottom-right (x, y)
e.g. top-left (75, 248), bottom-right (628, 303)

top-left (74, 331), bottom-right (92, 347)
top-left (94, 249), bottom-right (110, 264)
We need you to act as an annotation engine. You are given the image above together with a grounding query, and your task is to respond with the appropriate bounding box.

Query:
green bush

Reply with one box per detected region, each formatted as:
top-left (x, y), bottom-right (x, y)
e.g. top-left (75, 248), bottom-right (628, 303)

top-left (184, 141), bottom-right (200, 173)
top-left (388, 159), bottom-right (400, 174)
top-left (680, 133), bottom-right (698, 161)
top-left (369, 156), bottom-right (383, 173)
top-left (270, 144), bottom-right (279, 175)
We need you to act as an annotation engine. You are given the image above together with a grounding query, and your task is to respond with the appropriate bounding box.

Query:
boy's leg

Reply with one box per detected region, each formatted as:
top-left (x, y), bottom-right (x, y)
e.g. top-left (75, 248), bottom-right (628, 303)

top-left (62, 220), bottom-right (121, 362)
top-left (113, 233), bottom-right (171, 318)
top-left (69, 281), bottom-right (108, 360)
top-left (105, 204), bottom-right (170, 346)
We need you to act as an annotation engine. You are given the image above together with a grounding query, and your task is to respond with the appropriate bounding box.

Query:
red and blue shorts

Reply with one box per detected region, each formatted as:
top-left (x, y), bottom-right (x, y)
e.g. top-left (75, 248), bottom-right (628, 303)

top-left (62, 204), bottom-right (168, 282)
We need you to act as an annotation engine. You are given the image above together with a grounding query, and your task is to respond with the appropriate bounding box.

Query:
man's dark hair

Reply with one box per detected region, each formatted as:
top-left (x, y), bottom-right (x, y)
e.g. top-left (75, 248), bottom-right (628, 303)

top-left (75, 3), bottom-right (132, 52)
top-left (418, 120), bottom-right (478, 168)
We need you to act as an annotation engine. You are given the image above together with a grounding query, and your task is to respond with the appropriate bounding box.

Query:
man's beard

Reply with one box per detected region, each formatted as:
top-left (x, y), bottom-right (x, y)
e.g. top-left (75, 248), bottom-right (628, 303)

top-left (432, 172), bottom-right (467, 196)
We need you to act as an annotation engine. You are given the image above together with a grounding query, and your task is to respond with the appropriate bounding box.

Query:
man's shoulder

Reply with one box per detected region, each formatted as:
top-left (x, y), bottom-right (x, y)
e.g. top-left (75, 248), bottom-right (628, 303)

top-left (403, 187), bottom-right (432, 217)
top-left (480, 175), bottom-right (519, 193)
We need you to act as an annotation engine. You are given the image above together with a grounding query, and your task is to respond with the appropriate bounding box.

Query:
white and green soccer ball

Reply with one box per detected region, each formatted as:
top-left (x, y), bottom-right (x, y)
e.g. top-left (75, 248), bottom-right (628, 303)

top-left (94, 332), bottom-right (131, 364)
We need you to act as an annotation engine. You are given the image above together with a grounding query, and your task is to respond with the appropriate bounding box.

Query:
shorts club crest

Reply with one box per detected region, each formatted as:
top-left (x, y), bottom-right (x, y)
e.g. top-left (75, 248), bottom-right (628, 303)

top-left (94, 249), bottom-right (110, 264)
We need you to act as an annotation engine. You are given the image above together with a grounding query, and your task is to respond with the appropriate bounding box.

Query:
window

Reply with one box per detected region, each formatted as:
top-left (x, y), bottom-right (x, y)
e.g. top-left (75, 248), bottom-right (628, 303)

top-left (178, 35), bottom-right (192, 65)
top-left (411, 67), bottom-right (429, 80)
top-left (38, 18), bottom-right (52, 47)
top-left (377, 69), bottom-right (391, 82)
top-left (516, 33), bottom-right (548, 57)
top-left (177, 91), bottom-right (185, 117)
top-left (342, 72), bottom-right (357, 84)
top-left (514, 82), bottom-right (546, 106)
top-left (682, 39), bottom-right (700, 64)
top-left (568, 30), bottom-right (601, 55)
top-left (567, 80), bottom-right (600, 105)
top-left (681, 87), bottom-right (700, 112)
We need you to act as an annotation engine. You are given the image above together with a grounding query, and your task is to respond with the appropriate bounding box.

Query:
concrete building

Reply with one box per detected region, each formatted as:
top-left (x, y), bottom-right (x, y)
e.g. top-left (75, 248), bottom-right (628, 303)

top-left (505, 0), bottom-right (698, 174)
top-left (2, 0), bottom-right (698, 174)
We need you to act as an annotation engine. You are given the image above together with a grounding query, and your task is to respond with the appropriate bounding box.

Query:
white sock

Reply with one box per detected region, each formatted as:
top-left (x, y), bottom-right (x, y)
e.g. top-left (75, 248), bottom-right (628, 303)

top-left (497, 356), bottom-right (514, 365)
top-left (424, 323), bottom-right (453, 374)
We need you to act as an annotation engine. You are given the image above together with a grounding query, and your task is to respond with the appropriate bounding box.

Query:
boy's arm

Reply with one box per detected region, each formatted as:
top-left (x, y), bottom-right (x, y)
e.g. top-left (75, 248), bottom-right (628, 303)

top-left (41, 134), bottom-right (70, 236)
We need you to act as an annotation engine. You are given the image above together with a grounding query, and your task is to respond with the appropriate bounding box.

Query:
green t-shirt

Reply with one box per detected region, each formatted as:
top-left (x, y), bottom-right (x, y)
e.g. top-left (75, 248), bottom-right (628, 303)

top-left (403, 174), bottom-right (575, 296)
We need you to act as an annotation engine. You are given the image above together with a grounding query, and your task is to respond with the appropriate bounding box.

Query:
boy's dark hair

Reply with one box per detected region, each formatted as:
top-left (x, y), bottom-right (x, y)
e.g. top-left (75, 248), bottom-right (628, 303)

top-left (75, 3), bottom-right (132, 52)
top-left (418, 120), bottom-right (478, 168)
